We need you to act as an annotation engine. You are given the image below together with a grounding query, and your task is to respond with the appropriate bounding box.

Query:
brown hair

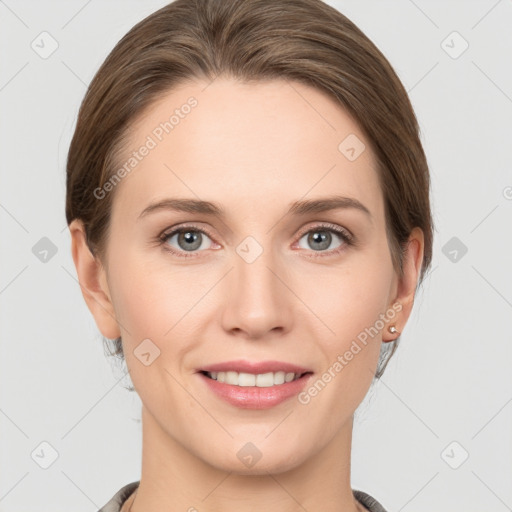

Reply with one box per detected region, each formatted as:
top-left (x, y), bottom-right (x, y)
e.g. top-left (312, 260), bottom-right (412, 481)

top-left (66, 0), bottom-right (434, 379)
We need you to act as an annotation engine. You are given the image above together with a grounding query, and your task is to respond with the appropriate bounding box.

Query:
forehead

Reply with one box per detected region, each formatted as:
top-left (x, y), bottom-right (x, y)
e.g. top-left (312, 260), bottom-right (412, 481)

top-left (110, 77), bottom-right (384, 224)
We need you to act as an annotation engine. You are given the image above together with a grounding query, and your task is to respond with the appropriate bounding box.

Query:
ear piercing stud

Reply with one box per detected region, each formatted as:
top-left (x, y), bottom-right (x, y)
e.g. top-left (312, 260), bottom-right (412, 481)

top-left (388, 325), bottom-right (400, 335)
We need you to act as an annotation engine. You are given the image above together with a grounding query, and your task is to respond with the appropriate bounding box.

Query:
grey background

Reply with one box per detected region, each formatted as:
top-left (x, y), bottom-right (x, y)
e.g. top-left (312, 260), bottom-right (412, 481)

top-left (1, 0), bottom-right (511, 510)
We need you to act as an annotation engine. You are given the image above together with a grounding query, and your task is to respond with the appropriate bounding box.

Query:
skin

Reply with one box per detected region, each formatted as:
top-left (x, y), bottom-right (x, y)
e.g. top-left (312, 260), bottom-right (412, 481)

top-left (70, 77), bottom-right (424, 512)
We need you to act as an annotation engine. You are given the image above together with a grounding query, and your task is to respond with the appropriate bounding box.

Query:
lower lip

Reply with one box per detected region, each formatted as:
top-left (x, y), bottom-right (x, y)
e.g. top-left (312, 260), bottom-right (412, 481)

top-left (198, 372), bottom-right (313, 409)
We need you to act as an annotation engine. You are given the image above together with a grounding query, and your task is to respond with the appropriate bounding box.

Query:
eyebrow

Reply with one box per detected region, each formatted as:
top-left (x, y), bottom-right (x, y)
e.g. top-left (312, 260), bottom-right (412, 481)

top-left (138, 195), bottom-right (372, 220)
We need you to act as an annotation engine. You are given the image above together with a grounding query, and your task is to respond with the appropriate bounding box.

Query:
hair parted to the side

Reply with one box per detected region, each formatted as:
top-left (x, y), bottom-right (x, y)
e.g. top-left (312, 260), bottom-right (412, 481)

top-left (66, 0), bottom-right (434, 380)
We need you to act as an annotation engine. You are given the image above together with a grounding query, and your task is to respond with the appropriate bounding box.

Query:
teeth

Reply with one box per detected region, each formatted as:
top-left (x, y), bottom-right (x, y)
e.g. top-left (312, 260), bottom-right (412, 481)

top-left (207, 370), bottom-right (302, 387)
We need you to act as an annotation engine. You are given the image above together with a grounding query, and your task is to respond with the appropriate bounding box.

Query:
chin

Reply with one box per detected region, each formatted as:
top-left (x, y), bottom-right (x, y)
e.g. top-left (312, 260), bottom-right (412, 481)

top-left (205, 442), bottom-right (308, 476)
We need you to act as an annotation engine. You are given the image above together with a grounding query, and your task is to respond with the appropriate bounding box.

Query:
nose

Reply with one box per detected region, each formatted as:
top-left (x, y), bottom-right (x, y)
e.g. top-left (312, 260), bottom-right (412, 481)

top-left (220, 241), bottom-right (293, 340)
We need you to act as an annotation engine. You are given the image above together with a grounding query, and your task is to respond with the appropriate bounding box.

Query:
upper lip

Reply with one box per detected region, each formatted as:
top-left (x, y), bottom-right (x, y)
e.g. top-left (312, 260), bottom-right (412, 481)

top-left (198, 359), bottom-right (312, 375)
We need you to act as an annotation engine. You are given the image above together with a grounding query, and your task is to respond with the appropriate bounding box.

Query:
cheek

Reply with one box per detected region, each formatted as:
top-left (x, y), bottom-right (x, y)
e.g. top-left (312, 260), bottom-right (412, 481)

top-left (107, 248), bottom-right (211, 355)
top-left (311, 256), bottom-right (394, 345)
top-left (303, 254), bottom-right (393, 403)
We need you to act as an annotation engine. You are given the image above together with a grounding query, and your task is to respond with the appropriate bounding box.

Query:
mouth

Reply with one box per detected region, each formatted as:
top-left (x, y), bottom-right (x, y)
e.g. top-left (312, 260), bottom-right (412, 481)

top-left (195, 360), bottom-right (314, 408)
top-left (199, 370), bottom-right (312, 387)
top-left (197, 369), bottom-right (314, 409)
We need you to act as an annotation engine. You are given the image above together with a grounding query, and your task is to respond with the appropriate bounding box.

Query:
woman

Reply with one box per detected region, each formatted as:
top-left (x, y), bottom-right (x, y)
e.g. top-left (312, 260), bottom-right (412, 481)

top-left (66, 0), bottom-right (433, 510)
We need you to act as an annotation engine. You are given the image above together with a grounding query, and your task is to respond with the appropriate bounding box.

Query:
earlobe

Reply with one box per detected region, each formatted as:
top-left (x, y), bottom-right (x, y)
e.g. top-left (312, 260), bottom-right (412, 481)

top-left (383, 227), bottom-right (425, 342)
top-left (69, 219), bottom-right (121, 340)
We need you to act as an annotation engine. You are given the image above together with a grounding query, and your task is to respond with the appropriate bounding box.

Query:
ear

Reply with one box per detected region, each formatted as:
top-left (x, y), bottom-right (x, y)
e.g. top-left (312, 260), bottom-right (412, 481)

top-left (382, 227), bottom-right (425, 342)
top-left (69, 219), bottom-right (121, 340)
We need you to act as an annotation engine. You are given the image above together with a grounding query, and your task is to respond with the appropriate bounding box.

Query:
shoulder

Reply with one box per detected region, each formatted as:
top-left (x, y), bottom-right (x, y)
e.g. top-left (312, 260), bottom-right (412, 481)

top-left (353, 489), bottom-right (389, 512)
top-left (97, 481), bottom-right (140, 512)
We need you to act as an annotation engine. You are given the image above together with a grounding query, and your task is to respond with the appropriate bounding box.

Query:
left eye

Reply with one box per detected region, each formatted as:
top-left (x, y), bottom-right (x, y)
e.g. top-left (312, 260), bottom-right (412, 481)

top-left (297, 228), bottom-right (348, 252)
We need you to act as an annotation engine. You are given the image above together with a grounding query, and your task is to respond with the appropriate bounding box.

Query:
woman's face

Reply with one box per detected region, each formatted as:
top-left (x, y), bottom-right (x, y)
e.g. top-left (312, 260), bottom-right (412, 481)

top-left (82, 77), bottom-right (420, 474)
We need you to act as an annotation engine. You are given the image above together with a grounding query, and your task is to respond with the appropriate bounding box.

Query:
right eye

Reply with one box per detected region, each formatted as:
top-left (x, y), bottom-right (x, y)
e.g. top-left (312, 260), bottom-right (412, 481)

top-left (159, 225), bottom-right (218, 258)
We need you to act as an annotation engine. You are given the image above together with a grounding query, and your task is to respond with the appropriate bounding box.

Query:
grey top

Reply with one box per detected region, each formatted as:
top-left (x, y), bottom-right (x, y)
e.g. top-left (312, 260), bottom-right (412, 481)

top-left (98, 481), bottom-right (389, 512)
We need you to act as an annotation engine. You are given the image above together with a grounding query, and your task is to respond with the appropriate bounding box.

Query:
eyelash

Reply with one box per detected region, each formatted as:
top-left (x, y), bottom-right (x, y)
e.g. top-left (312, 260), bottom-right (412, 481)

top-left (157, 222), bottom-right (354, 259)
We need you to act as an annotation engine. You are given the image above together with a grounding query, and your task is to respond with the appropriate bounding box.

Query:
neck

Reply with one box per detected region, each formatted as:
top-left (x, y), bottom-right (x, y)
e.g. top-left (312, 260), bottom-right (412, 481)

top-left (129, 406), bottom-right (363, 512)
